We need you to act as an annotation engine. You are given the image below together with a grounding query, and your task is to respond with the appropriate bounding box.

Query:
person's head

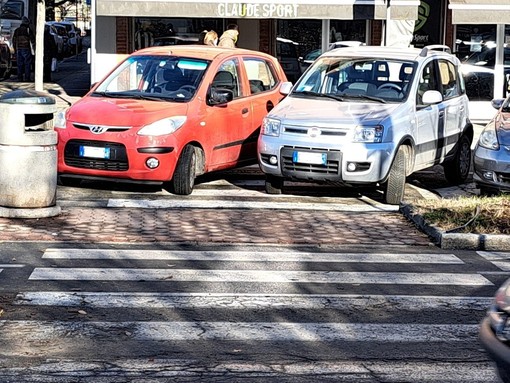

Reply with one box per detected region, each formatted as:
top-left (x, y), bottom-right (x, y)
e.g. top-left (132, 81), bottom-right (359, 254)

top-left (226, 24), bottom-right (238, 31)
top-left (203, 30), bottom-right (218, 46)
top-left (21, 16), bottom-right (30, 26)
top-left (198, 30), bottom-right (208, 45)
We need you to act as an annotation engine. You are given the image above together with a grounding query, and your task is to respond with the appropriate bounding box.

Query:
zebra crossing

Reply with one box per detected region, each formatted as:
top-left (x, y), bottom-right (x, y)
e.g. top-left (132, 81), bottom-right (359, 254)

top-left (478, 251), bottom-right (510, 272)
top-left (0, 247), bottom-right (506, 382)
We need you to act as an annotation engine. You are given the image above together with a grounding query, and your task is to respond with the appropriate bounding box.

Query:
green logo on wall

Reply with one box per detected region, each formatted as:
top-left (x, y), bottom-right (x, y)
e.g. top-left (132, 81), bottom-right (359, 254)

top-left (415, 1), bottom-right (430, 31)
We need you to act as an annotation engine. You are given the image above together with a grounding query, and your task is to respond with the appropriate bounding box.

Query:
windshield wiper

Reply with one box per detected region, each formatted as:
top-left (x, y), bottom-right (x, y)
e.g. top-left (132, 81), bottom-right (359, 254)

top-left (92, 91), bottom-right (172, 102)
top-left (293, 90), bottom-right (344, 102)
top-left (133, 94), bottom-right (170, 102)
top-left (92, 91), bottom-right (133, 99)
top-left (339, 94), bottom-right (387, 103)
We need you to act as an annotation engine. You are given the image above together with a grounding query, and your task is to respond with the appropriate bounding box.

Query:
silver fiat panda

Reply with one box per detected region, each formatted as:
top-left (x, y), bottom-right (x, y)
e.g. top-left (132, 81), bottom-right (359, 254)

top-left (257, 45), bottom-right (473, 204)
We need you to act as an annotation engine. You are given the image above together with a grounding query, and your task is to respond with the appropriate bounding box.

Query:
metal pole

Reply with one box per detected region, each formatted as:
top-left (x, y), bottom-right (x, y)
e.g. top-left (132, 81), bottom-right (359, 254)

top-left (75, 0), bottom-right (79, 57)
top-left (34, 0), bottom-right (45, 91)
top-left (384, 0), bottom-right (391, 46)
top-left (321, 19), bottom-right (329, 53)
top-left (494, 24), bottom-right (505, 99)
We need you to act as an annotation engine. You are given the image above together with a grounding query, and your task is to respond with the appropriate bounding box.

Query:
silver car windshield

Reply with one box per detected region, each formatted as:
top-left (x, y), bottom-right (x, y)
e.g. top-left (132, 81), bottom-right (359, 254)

top-left (293, 57), bottom-right (416, 103)
top-left (93, 55), bottom-right (209, 102)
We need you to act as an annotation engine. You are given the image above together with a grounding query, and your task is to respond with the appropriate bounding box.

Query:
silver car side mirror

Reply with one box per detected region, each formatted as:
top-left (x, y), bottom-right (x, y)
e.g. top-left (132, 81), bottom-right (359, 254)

top-left (279, 82), bottom-right (293, 95)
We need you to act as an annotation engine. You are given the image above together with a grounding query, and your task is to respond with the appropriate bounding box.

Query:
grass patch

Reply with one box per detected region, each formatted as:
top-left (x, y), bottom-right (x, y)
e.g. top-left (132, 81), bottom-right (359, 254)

top-left (411, 194), bottom-right (510, 235)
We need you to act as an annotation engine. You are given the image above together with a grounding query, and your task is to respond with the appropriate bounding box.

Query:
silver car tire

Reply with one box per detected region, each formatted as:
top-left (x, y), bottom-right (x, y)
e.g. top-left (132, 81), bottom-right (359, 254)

top-left (383, 146), bottom-right (407, 205)
top-left (265, 175), bottom-right (284, 195)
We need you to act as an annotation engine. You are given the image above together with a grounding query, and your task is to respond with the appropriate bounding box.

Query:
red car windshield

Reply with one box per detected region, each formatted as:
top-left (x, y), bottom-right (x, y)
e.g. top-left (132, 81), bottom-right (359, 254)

top-left (94, 55), bottom-right (209, 102)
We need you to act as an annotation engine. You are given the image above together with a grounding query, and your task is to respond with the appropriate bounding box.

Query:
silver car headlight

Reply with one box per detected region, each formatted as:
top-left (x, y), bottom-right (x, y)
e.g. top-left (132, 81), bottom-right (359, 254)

top-left (53, 109), bottom-right (68, 129)
top-left (353, 125), bottom-right (384, 143)
top-left (488, 278), bottom-right (510, 341)
top-left (478, 125), bottom-right (500, 150)
top-left (138, 116), bottom-right (187, 136)
top-left (261, 117), bottom-right (281, 137)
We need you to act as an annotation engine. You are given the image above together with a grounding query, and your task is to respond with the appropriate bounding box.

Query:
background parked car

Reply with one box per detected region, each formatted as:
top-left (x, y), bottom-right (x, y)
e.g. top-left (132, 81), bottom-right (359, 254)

top-left (46, 23), bottom-right (64, 59)
top-left (53, 21), bottom-right (82, 54)
top-left (473, 97), bottom-right (510, 195)
top-left (300, 41), bottom-right (365, 72)
top-left (276, 37), bottom-right (301, 83)
top-left (153, 35), bottom-right (199, 46)
top-left (47, 21), bottom-right (71, 57)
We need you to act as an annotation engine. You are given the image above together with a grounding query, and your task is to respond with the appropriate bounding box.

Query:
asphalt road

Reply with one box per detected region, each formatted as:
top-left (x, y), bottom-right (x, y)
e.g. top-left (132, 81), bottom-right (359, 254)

top-left (0, 173), bottom-right (507, 382)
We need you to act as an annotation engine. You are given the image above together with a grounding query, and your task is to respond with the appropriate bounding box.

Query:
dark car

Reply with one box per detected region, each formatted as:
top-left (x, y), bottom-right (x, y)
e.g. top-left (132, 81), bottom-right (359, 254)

top-left (473, 97), bottom-right (510, 195)
top-left (480, 278), bottom-right (510, 382)
top-left (276, 37), bottom-right (301, 83)
top-left (461, 45), bottom-right (510, 101)
top-left (300, 41), bottom-right (365, 72)
top-left (153, 35), bottom-right (199, 46)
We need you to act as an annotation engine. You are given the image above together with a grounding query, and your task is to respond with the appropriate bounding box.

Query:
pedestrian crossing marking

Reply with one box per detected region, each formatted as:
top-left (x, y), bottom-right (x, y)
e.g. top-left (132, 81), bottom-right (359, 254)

top-left (42, 248), bottom-right (464, 264)
top-left (477, 251), bottom-right (510, 271)
top-left (14, 292), bottom-right (493, 310)
top-left (0, 320), bottom-right (479, 343)
top-left (28, 268), bottom-right (493, 285)
top-left (0, 359), bottom-right (499, 382)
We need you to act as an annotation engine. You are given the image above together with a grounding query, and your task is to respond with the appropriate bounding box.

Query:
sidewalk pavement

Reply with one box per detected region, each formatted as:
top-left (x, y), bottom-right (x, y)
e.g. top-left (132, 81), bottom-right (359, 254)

top-left (0, 46), bottom-right (507, 250)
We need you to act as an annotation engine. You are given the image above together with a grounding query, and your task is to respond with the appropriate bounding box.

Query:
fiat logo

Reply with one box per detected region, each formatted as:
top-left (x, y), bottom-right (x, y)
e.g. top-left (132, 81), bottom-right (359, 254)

top-left (89, 125), bottom-right (108, 134)
top-left (307, 127), bottom-right (321, 137)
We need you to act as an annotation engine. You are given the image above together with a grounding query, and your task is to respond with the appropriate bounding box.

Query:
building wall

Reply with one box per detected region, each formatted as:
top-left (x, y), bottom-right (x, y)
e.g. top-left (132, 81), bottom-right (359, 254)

top-left (93, 16), bottom-right (127, 82)
top-left (116, 17), bottom-right (130, 54)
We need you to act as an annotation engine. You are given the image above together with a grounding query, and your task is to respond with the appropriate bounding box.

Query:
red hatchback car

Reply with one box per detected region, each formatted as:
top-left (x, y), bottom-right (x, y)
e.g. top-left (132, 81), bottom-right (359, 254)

top-left (54, 46), bottom-right (289, 194)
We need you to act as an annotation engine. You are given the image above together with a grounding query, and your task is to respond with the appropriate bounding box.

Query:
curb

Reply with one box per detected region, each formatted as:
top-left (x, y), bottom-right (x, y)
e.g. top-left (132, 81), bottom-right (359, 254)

top-left (400, 204), bottom-right (510, 251)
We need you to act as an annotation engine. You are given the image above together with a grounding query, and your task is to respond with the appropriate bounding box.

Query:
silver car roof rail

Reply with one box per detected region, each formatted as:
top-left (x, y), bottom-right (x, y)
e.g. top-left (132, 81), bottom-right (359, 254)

top-left (419, 45), bottom-right (452, 57)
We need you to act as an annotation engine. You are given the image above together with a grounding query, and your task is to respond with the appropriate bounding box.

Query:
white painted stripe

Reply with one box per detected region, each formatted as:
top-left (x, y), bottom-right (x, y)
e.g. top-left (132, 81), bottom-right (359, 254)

top-left (490, 262), bottom-right (510, 271)
top-left (479, 271), bottom-right (510, 275)
top-left (0, 264), bottom-right (25, 268)
top-left (477, 251), bottom-right (510, 261)
top-left (477, 251), bottom-right (510, 271)
top-left (0, 359), bottom-right (497, 382)
top-left (42, 248), bottom-right (464, 264)
top-left (106, 198), bottom-right (399, 212)
top-left (28, 268), bottom-right (493, 286)
top-left (14, 292), bottom-right (493, 310)
top-left (0, 320), bottom-right (479, 342)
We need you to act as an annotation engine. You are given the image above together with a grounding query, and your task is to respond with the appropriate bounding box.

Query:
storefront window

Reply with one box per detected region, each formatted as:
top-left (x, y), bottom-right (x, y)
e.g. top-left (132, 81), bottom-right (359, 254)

top-left (277, 19), bottom-right (366, 60)
top-left (133, 18), bottom-right (225, 50)
top-left (457, 25), bottom-right (510, 101)
top-left (276, 19), bottom-right (366, 82)
top-left (455, 25), bottom-right (496, 61)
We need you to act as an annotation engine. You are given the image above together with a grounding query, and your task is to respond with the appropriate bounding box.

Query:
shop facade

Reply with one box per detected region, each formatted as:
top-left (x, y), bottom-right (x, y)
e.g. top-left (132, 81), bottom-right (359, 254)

top-left (449, 0), bottom-right (510, 122)
top-left (87, 0), bottom-right (510, 122)
top-left (89, 0), bottom-right (421, 83)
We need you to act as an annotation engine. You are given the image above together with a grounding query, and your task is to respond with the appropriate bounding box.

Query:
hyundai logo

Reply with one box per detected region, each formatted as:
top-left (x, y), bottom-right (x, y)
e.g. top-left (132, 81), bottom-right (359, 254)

top-left (307, 127), bottom-right (322, 137)
top-left (89, 125), bottom-right (108, 134)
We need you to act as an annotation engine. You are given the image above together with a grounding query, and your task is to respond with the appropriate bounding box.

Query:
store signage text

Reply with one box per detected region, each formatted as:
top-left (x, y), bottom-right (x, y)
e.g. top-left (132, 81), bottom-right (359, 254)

top-left (217, 3), bottom-right (299, 18)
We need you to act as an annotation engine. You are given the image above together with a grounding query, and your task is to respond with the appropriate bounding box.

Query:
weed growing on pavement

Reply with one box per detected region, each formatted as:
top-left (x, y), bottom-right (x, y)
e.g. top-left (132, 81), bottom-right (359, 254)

top-left (411, 194), bottom-right (510, 234)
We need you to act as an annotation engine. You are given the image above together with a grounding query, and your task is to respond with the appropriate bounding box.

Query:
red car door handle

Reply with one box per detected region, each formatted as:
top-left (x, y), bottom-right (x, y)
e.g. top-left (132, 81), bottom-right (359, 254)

top-left (242, 108), bottom-right (249, 114)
